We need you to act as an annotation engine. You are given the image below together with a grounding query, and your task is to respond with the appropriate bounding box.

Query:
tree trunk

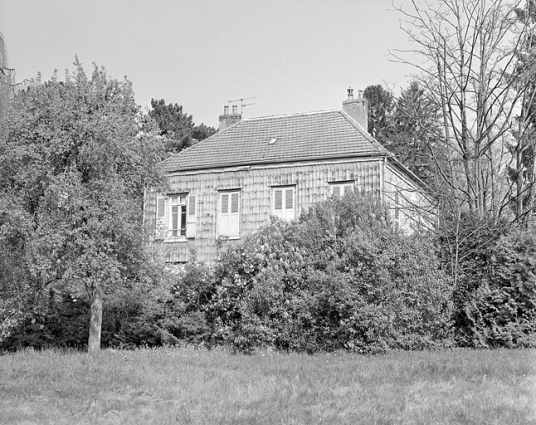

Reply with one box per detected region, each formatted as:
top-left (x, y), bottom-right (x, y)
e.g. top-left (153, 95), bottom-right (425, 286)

top-left (88, 283), bottom-right (103, 353)
top-left (516, 133), bottom-right (524, 221)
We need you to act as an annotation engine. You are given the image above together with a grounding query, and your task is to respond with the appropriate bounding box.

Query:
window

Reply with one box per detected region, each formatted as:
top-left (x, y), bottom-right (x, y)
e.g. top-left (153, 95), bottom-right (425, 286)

top-left (272, 186), bottom-right (295, 221)
top-left (219, 191), bottom-right (240, 238)
top-left (155, 194), bottom-right (197, 240)
top-left (170, 195), bottom-right (187, 237)
top-left (330, 181), bottom-right (354, 198)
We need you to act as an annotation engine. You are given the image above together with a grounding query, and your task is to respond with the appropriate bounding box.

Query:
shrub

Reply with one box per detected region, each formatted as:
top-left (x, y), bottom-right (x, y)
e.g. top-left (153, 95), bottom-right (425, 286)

top-left (207, 193), bottom-right (454, 353)
top-left (2, 194), bottom-right (455, 354)
top-left (461, 226), bottom-right (536, 348)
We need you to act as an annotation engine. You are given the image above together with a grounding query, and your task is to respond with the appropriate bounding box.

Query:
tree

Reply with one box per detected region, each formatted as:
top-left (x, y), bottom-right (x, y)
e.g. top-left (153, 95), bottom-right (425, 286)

top-left (389, 0), bottom-right (536, 298)
top-left (0, 59), bottom-right (165, 352)
top-left (363, 84), bottom-right (394, 140)
top-left (366, 81), bottom-right (444, 184)
top-left (192, 122), bottom-right (217, 143)
top-left (363, 82), bottom-right (442, 183)
top-left (509, 0), bottom-right (536, 223)
top-left (0, 32), bottom-right (15, 120)
top-left (149, 99), bottom-right (216, 154)
top-left (389, 81), bottom-right (443, 183)
top-left (394, 0), bottom-right (526, 219)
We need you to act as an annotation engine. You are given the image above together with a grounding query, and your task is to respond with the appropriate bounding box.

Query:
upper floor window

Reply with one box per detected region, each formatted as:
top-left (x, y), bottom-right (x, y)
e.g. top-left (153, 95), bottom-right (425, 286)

top-left (329, 181), bottom-right (354, 198)
top-left (218, 190), bottom-right (240, 238)
top-left (156, 193), bottom-right (197, 240)
top-left (272, 186), bottom-right (295, 221)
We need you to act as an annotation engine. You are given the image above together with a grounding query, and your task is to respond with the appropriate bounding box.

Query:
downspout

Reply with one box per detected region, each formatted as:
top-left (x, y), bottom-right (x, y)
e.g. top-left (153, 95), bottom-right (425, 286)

top-left (380, 157), bottom-right (386, 202)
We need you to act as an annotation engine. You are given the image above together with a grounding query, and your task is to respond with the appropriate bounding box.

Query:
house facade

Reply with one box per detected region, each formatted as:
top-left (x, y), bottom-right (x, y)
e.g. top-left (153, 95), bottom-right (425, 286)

top-left (145, 89), bottom-right (430, 263)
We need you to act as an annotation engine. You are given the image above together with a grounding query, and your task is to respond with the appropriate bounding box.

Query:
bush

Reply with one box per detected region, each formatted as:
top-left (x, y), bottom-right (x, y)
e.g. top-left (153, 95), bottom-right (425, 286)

top-left (461, 226), bottom-right (536, 348)
top-left (0, 292), bottom-right (90, 351)
top-left (207, 193), bottom-right (454, 353)
top-left (2, 194), bottom-right (456, 354)
top-left (0, 260), bottom-right (216, 352)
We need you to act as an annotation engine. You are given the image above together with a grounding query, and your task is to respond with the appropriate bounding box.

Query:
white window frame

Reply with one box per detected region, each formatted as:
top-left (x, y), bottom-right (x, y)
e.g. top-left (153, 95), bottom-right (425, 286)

top-left (155, 193), bottom-right (197, 241)
top-left (329, 181), bottom-right (355, 198)
top-left (272, 185), bottom-right (296, 221)
top-left (218, 190), bottom-right (241, 239)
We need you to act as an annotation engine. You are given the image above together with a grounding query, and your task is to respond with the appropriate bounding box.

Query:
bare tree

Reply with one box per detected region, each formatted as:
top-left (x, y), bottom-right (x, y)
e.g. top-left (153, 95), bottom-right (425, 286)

top-left (508, 0), bottom-right (536, 224)
top-left (0, 33), bottom-right (16, 119)
top-left (388, 0), bottom-right (536, 289)
top-left (393, 0), bottom-right (528, 220)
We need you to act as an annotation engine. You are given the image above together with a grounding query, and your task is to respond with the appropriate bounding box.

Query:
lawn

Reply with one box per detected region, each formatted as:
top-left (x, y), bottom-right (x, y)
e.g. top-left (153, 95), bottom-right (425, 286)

top-left (0, 347), bottom-right (534, 425)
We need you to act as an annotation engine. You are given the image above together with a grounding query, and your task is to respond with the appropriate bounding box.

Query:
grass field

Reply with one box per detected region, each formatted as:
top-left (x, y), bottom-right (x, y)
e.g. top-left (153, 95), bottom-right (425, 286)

top-left (0, 347), bottom-right (534, 425)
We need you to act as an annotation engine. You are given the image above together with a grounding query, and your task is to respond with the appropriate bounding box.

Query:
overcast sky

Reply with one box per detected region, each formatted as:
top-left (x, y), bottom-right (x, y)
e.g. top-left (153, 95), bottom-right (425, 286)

top-left (1, 0), bottom-right (419, 128)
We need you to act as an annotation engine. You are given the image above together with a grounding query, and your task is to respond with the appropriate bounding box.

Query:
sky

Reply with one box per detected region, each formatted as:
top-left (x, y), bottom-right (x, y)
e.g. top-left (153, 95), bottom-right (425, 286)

top-left (1, 0), bottom-right (419, 129)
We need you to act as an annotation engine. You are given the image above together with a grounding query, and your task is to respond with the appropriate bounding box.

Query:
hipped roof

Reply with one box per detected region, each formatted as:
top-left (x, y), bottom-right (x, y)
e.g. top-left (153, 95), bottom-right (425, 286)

top-left (161, 109), bottom-right (392, 173)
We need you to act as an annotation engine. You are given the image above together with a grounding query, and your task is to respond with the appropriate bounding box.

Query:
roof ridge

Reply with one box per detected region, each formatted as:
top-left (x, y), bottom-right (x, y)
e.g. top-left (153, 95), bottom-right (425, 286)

top-left (243, 109), bottom-right (340, 121)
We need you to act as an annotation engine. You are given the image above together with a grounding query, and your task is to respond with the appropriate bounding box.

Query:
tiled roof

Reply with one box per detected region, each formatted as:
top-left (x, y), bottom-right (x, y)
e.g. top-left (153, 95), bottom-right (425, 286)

top-left (161, 110), bottom-right (392, 173)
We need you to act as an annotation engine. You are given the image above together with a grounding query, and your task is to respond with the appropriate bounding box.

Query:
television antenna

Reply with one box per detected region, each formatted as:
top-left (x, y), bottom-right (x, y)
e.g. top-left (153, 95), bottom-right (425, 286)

top-left (228, 96), bottom-right (256, 114)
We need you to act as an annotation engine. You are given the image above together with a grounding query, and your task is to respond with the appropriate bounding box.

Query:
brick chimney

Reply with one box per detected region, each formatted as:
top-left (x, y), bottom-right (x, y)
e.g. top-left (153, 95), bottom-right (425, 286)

top-left (342, 87), bottom-right (368, 133)
top-left (219, 105), bottom-right (241, 131)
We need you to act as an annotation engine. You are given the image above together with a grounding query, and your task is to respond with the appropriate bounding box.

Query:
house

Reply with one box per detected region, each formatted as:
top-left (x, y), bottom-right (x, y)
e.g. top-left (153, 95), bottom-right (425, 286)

top-left (144, 89), bottom-right (431, 263)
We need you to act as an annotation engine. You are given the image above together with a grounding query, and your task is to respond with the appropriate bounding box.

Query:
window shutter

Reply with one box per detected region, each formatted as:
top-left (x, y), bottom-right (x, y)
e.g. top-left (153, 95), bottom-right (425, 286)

top-left (285, 188), bottom-right (293, 210)
top-left (231, 193), bottom-right (239, 214)
top-left (157, 197), bottom-right (166, 218)
top-left (274, 189), bottom-right (283, 211)
top-left (229, 192), bottom-right (240, 237)
top-left (284, 188), bottom-right (294, 220)
top-left (220, 193), bottom-right (229, 235)
top-left (343, 184), bottom-right (352, 195)
top-left (155, 196), bottom-right (168, 240)
top-left (186, 195), bottom-right (197, 238)
top-left (221, 193), bottom-right (229, 214)
top-left (332, 186), bottom-right (341, 198)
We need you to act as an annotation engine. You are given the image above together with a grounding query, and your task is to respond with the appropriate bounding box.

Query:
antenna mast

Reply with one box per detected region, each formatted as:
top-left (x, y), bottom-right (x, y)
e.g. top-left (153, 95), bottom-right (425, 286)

top-left (228, 96), bottom-right (256, 114)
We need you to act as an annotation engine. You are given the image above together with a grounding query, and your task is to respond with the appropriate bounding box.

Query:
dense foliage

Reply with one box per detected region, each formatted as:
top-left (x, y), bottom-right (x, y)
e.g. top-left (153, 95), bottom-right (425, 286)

top-left (2, 194), bottom-right (456, 354)
top-left (149, 98), bottom-right (216, 154)
top-left (0, 60), bottom-right (166, 350)
top-left (207, 194), bottom-right (453, 353)
top-left (458, 226), bottom-right (536, 348)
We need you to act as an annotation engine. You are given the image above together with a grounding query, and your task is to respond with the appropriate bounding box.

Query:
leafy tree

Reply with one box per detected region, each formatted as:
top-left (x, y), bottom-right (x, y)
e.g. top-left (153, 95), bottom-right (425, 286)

top-left (149, 99), bottom-right (216, 154)
top-left (363, 84), bottom-right (394, 140)
top-left (192, 122), bottom-right (217, 143)
top-left (388, 81), bottom-right (443, 183)
top-left (363, 82), bottom-right (442, 184)
top-left (0, 59), bottom-right (165, 352)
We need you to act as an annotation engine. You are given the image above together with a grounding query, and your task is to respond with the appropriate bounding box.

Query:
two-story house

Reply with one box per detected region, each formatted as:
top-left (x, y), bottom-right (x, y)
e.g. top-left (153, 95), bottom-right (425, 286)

top-left (144, 89), bottom-right (430, 263)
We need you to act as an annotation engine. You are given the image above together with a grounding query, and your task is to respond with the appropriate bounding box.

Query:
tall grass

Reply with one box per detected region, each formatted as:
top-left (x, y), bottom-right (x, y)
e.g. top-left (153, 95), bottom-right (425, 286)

top-left (1, 347), bottom-right (534, 424)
